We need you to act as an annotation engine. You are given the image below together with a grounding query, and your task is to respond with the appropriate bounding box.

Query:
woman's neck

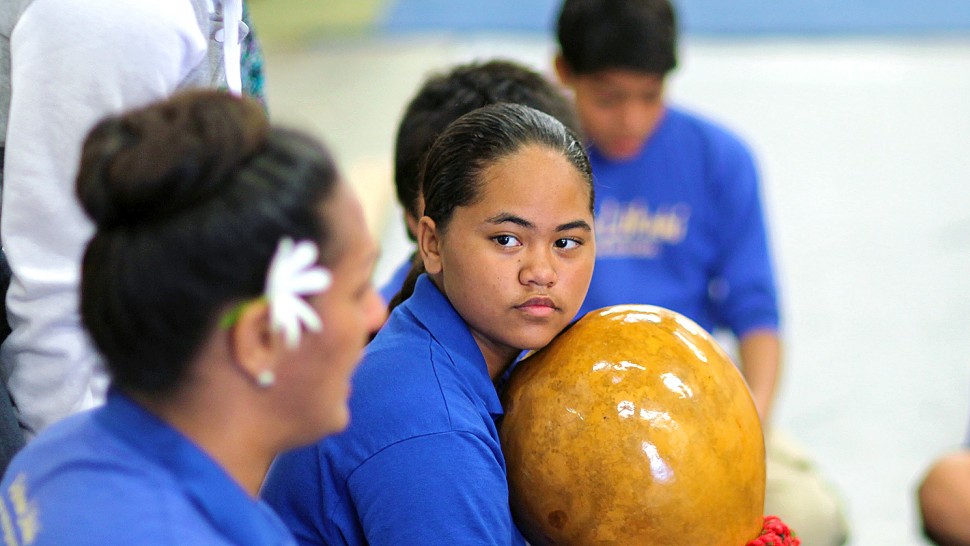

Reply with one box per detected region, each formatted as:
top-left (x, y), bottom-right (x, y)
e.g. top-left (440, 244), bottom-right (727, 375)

top-left (131, 388), bottom-right (276, 497)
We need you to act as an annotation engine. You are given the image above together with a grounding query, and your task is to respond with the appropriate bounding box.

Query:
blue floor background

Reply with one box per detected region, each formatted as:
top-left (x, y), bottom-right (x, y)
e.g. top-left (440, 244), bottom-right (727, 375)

top-left (381, 0), bottom-right (970, 36)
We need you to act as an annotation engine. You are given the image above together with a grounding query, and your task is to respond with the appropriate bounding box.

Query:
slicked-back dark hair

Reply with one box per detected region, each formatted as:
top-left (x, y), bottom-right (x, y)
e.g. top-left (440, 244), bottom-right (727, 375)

top-left (423, 103), bottom-right (592, 230)
top-left (394, 60), bottom-right (580, 240)
top-left (387, 103), bottom-right (593, 310)
top-left (557, 0), bottom-right (678, 76)
top-left (77, 90), bottom-right (339, 395)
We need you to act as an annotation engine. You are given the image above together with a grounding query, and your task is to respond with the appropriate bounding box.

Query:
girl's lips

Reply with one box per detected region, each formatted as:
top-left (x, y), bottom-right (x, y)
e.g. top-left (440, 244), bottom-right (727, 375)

top-left (516, 297), bottom-right (558, 318)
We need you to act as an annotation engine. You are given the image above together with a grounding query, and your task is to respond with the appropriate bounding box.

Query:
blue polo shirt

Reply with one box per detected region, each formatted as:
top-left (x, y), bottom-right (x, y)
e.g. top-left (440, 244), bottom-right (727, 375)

top-left (379, 256), bottom-right (412, 304)
top-left (580, 106), bottom-right (779, 338)
top-left (0, 391), bottom-right (295, 546)
top-left (263, 275), bottom-right (526, 546)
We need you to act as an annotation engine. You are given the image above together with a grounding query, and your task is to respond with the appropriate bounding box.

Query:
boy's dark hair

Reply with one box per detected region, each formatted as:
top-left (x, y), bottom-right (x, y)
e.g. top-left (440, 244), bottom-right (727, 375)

top-left (394, 60), bottom-right (580, 240)
top-left (77, 90), bottom-right (339, 396)
top-left (387, 103), bottom-right (593, 310)
top-left (557, 0), bottom-right (678, 76)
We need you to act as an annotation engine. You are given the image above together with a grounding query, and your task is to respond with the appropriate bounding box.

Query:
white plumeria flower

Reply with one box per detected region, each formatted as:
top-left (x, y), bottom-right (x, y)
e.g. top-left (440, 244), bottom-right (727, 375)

top-left (265, 237), bottom-right (332, 349)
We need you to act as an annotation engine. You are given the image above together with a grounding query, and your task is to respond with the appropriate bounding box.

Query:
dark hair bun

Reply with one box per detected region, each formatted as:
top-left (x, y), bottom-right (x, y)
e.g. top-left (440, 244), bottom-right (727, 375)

top-left (79, 90), bottom-right (339, 395)
top-left (76, 90), bottom-right (269, 230)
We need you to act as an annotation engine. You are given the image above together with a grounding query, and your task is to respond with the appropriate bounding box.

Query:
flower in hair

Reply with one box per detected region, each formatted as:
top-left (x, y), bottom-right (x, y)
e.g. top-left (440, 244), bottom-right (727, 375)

top-left (265, 237), bottom-right (332, 348)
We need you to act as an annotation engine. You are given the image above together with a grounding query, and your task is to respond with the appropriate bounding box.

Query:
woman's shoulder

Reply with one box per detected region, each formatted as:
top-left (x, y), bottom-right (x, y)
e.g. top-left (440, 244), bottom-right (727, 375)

top-left (0, 414), bottom-right (229, 545)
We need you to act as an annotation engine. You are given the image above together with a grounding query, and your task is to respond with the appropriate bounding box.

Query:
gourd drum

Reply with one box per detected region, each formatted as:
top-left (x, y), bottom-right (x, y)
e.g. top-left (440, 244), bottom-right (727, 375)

top-left (500, 305), bottom-right (765, 545)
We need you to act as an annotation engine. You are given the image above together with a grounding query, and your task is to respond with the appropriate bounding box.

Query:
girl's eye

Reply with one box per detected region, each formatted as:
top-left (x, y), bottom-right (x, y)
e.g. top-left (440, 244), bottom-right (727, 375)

top-left (493, 234), bottom-right (521, 248)
top-left (554, 238), bottom-right (581, 250)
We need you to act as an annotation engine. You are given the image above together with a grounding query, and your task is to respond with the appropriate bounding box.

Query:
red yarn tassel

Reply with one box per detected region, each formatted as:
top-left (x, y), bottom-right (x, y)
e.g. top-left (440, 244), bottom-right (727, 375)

top-left (746, 515), bottom-right (800, 546)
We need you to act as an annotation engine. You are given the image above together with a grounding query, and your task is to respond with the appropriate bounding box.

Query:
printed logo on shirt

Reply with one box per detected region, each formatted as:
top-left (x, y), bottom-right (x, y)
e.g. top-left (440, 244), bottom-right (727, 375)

top-left (595, 199), bottom-right (691, 257)
top-left (0, 473), bottom-right (39, 545)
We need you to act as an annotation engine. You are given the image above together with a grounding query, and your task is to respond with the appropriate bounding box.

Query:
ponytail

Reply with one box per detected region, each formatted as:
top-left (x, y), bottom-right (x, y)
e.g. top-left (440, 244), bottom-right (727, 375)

top-left (387, 253), bottom-right (424, 312)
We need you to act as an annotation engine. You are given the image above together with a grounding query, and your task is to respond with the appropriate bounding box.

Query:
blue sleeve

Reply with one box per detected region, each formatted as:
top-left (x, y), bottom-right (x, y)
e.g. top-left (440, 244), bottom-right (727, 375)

top-left (349, 431), bottom-right (518, 546)
top-left (2, 464), bottom-right (202, 545)
top-left (709, 139), bottom-right (780, 338)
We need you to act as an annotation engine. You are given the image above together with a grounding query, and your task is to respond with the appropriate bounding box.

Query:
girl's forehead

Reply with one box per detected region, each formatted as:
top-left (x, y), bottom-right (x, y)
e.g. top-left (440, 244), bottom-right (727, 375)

top-left (478, 168), bottom-right (588, 208)
top-left (463, 185), bottom-right (593, 231)
top-left (479, 146), bottom-right (585, 189)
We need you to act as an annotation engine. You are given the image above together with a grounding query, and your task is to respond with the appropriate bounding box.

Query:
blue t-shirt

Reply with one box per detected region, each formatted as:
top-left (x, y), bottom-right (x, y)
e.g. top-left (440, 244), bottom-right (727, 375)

top-left (378, 256), bottom-right (412, 304)
top-left (0, 391), bottom-right (295, 546)
top-left (262, 275), bottom-right (527, 546)
top-left (580, 106), bottom-right (779, 338)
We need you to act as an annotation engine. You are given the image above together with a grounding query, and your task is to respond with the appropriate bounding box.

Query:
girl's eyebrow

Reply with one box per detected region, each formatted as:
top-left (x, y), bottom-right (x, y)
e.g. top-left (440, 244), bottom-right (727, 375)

top-left (486, 212), bottom-right (534, 229)
top-left (557, 220), bottom-right (592, 232)
top-left (485, 213), bottom-right (592, 233)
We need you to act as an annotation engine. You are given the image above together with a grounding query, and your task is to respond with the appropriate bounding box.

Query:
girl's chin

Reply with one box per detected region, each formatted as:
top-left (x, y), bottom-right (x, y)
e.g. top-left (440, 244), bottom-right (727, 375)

top-left (512, 333), bottom-right (565, 353)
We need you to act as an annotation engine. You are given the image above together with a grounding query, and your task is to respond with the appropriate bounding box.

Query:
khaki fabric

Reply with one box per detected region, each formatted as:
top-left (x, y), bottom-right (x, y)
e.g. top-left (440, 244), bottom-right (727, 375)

top-left (765, 428), bottom-right (850, 546)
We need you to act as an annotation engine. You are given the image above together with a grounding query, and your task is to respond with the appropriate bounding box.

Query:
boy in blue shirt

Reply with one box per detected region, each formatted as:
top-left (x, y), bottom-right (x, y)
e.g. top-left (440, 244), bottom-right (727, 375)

top-left (553, 1), bottom-right (848, 544)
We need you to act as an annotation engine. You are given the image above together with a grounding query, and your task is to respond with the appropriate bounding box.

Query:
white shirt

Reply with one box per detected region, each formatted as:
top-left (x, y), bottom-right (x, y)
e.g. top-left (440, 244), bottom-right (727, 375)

top-left (1, 0), bottom-right (240, 434)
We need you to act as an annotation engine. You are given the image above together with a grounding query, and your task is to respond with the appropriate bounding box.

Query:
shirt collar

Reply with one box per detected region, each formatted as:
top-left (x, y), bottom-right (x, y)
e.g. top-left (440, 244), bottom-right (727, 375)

top-left (403, 275), bottom-right (504, 418)
top-left (95, 390), bottom-right (293, 546)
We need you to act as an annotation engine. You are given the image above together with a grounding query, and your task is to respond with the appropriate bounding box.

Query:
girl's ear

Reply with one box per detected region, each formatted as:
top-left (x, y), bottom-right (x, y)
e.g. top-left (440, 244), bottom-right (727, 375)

top-left (417, 216), bottom-right (443, 275)
top-left (227, 300), bottom-right (282, 388)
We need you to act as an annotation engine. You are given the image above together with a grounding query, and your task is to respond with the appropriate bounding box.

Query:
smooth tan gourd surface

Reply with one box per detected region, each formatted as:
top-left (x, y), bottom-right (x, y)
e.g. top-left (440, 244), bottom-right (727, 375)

top-left (501, 305), bottom-right (765, 546)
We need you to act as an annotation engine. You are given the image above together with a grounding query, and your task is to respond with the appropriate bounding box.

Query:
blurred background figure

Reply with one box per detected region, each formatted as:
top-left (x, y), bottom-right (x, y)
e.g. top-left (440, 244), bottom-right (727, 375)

top-left (0, 1), bottom-right (267, 473)
top-left (918, 429), bottom-right (970, 545)
top-left (551, 0), bottom-right (846, 543)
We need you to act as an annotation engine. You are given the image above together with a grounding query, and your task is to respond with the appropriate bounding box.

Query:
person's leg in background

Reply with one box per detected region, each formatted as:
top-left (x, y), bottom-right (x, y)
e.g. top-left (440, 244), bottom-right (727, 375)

top-left (765, 428), bottom-right (851, 546)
